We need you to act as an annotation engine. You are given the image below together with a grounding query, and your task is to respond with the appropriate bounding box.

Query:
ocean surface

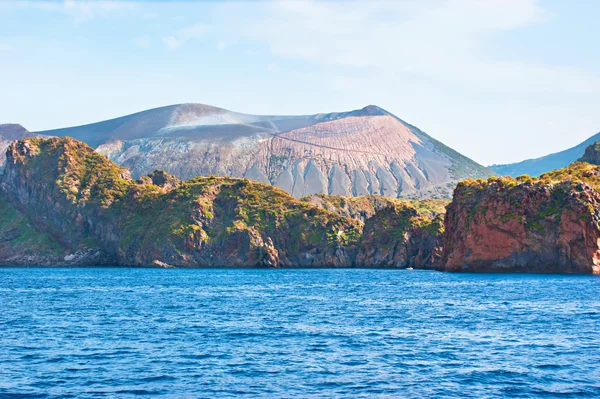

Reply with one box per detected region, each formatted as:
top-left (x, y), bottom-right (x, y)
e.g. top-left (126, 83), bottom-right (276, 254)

top-left (1, 268), bottom-right (599, 398)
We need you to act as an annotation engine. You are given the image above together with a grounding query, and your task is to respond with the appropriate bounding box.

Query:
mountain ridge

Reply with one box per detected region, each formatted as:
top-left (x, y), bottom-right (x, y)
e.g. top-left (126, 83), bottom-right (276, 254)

top-left (489, 131), bottom-right (600, 177)
top-left (5, 103), bottom-right (494, 199)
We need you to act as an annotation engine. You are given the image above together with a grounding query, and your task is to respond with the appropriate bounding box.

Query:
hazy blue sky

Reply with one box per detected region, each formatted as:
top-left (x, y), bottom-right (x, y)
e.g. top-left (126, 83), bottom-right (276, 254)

top-left (1, 0), bottom-right (599, 165)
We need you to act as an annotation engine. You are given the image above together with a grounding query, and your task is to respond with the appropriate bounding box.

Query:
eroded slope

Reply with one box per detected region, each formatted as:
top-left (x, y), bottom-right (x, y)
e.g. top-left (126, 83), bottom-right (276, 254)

top-left (33, 104), bottom-right (492, 199)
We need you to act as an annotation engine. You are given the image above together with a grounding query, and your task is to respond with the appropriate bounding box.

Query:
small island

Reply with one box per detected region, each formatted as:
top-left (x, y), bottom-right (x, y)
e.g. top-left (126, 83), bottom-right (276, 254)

top-left (1, 137), bottom-right (599, 274)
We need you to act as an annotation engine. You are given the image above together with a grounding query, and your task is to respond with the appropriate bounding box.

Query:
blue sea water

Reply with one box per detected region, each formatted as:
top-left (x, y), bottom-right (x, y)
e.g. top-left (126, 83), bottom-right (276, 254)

top-left (1, 268), bottom-right (599, 398)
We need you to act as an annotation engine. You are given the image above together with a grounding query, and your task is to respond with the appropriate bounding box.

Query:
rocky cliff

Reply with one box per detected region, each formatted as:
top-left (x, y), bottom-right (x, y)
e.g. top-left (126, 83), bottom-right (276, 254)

top-left (0, 137), bottom-right (360, 267)
top-left (305, 195), bottom-right (447, 269)
top-left (0, 137), bottom-right (446, 268)
top-left (6, 137), bottom-right (599, 273)
top-left (443, 167), bottom-right (600, 274)
top-left (35, 103), bottom-right (493, 199)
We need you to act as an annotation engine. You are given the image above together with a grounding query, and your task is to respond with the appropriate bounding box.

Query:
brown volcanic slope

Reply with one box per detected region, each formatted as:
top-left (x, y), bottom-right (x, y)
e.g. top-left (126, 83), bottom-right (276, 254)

top-left (33, 103), bottom-right (493, 199)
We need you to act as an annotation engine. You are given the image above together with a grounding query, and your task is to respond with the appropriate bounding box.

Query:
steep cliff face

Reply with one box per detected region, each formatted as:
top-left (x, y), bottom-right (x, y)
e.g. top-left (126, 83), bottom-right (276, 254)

top-left (36, 103), bottom-right (493, 199)
top-left (0, 192), bottom-right (64, 265)
top-left (1, 138), bottom-right (131, 265)
top-left (0, 137), bottom-right (362, 267)
top-left (0, 191), bottom-right (114, 266)
top-left (304, 195), bottom-right (446, 269)
top-left (355, 205), bottom-right (444, 269)
top-left (5, 138), bottom-right (600, 273)
top-left (443, 168), bottom-right (600, 274)
top-left (578, 141), bottom-right (600, 165)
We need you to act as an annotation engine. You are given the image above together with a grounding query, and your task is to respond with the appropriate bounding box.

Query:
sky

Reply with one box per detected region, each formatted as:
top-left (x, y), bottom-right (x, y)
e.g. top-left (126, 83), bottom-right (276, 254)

top-left (0, 0), bottom-right (599, 166)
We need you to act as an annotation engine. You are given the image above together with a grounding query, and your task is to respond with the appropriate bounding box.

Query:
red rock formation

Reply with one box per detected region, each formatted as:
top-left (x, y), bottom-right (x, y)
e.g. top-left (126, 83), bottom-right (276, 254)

top-left (443, 176), bottom-right (600, 274)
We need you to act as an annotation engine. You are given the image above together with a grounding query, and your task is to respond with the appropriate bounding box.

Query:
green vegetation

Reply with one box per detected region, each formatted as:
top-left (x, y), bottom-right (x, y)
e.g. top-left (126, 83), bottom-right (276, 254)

top-left (303, 194), bottom-right (447, 221)
top-left (2, 137), bottom-right (450, 266)
top-left (0, 194), bottom-right (63, 256)
top-left (578, 141), bottom-right (600, 165)
top-left (13, 137), bottom-right (133, 207)
top-left (454, 162), bottom-right (600, 233)
top-left (114, 175), bottom-right (365, 259)
top-left (305, 194), bottom-right (447, 245)
top-left (458, 162), bottom-right (600, 192)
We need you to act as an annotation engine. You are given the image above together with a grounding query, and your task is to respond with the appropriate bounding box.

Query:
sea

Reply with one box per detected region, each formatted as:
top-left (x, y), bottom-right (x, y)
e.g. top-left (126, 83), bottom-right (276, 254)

top-left (1, 268), bottom-right (599, 398)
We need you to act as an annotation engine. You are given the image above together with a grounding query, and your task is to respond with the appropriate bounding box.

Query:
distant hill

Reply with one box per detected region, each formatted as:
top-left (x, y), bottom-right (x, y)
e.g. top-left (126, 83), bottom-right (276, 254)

top-left (490, 132), bottom-right (600, 177)
top-left (4, 103), bottom-right (494, 199)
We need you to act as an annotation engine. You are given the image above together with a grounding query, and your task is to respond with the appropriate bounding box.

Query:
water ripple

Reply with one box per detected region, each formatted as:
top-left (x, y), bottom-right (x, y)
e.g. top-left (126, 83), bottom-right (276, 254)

top-left (1, 268), bottom-right (599, 398)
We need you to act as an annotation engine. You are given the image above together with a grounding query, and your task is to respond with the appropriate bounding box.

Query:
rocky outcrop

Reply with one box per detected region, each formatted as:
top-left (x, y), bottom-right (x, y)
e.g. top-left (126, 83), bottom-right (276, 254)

top-left (7, 137), bottom-right (600, 273)
top-left (0, 137), bottom-right (362, 267)
top-left (442, 171), bottom-right (600, 274)
top-left (137, 170), bottom-right (181, 190)
top-left (0, 137), bottom-right (452, 268)
top-left (1, 138), bottom-right (131, 264)
top-left (578, 141), bottom-right (600, 165)
top-left (355, 206), bottom-right (444, 269)
top-left (0, 192), bottom-right (113, 266)
top-left (36, 103), bottom-right (493, 199)
top-left (0, 124), bottom-right (42, 170)
top-left (305, 195), bottom-right (446, 269)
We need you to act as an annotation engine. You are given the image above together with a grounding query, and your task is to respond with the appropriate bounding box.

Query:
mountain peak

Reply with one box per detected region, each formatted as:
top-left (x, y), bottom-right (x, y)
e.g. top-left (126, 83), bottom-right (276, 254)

top-left (359, 105), bottom-right (388, 115)
top-left (16, 103), bottom-right (493, 199)
top-left (0, 123), bottom-right (30, 140)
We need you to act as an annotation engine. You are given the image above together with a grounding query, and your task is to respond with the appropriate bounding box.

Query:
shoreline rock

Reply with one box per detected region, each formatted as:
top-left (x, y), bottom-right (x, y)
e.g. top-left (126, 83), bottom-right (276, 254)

top-left (443, 175), bottom-right (600, 274)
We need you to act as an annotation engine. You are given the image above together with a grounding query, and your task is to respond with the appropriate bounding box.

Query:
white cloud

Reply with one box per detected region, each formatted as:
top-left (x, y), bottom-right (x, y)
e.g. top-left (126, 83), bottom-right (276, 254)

top-left (207, 0), bottom-right (600, 163)
top-left (162, 23), bottom-right (211, 50)
top-left (211, 0), bottom-right (600, 98)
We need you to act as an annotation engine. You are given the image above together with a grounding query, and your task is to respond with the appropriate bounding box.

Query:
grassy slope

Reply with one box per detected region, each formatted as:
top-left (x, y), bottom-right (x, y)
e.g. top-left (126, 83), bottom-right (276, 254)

top-left (0, 194), bottom-right (64, 258)
top-left (305, 194), bottom-right (447, 218)
top-left (118, 177), bottom-right (363, 258)
top-left (304, 194), bottom-right (447, 237)
top-left (460, 162), bottom-right (600, 191)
